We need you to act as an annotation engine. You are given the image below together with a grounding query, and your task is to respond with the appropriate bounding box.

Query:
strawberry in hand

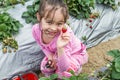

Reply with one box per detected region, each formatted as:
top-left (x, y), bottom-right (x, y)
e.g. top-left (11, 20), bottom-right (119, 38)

top-left (62, 26), bottom-right (67, 33)
top-left (57, 26), bottom-right (70, 48)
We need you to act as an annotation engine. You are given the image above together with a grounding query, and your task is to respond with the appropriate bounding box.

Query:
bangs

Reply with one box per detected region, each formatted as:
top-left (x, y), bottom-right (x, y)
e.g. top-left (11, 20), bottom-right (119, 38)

top-left (44, 6), bottom-right (56, 21)
top-left (44, 6), bottom-right (68, 22)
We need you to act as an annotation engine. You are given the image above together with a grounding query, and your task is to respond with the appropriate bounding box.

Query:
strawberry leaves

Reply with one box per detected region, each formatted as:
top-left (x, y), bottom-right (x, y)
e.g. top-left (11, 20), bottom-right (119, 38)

top-left (0, 12), bottom-right (22, 53)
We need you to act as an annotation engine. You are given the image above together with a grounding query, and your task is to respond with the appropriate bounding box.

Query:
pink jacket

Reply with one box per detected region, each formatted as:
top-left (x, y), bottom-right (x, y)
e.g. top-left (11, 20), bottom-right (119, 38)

top-left (32, 23), bottom-right (88, 78)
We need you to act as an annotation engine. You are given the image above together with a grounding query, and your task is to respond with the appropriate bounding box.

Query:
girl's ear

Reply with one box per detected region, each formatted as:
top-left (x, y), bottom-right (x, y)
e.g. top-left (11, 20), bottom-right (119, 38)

top-left (36, 12), bottom-right (41, 22)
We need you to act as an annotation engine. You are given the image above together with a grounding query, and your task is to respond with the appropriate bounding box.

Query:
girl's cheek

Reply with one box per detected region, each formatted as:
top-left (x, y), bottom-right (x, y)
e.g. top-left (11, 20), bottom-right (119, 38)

top-left (41, 24), bottom-right (48, 30)
top-left (57, 27), bottom-right (62, 32)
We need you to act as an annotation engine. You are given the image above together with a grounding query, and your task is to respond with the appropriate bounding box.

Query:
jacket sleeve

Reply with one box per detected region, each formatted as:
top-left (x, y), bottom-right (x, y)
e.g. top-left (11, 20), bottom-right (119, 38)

top-left (32, 24), bottom-right (41, 45)
top-left (57, 31), bottom-right (88, 74)
top-left (32, 24), bottom-right (57, 74)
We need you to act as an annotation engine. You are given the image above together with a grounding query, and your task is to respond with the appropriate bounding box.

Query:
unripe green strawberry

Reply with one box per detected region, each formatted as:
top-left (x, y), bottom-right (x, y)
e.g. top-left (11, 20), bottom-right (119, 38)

top-left (3, 47), bottom-right (7, 54)
top-left (62, 26), bottom-right (67, 33)
top-left (9, 0), bottom-right (17, 4)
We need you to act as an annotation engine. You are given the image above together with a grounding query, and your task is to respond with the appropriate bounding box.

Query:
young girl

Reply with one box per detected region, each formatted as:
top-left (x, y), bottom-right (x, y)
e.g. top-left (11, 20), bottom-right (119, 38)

top-left (32, 0), bottom-right (88, 78)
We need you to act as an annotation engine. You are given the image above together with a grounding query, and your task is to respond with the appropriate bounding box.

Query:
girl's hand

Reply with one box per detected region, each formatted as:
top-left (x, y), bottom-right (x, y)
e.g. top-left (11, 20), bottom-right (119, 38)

top-left (57, 30), bottom-right (70, 49)
top-left (46, 54), bottom-right (57, 69)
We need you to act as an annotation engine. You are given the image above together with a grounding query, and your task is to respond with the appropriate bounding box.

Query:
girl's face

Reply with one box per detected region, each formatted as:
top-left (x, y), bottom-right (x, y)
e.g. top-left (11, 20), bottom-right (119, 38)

top-left (39, 8), bottom-right (65, 38)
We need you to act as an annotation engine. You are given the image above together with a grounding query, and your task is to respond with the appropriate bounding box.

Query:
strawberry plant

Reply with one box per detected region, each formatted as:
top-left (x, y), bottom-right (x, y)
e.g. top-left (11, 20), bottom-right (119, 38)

top-left (39, 70), bottom-right (88, 80)
top-left (64, 0), bottom-right (117, 19)
top-left (22, 0), bottom-right (39, 24)
top-left (22, 0), bottom-right (118, 23)
top-left (64, 0), bottom-right (95, 19)
top-left (0, 12), bottom-right (23, 53)
top-left (0, 0), bottom-right (28, 7)
top-left (96, 0), bottom-right (117, 10)
top-left (39, 74), bottom-right (58, 80)
top-left (62, 70), bottom-right (88, 80)
top-left (82, 36), bottom-right (87, 41)
top-left (106, 49), bottom-right (120, 79)
top-left (118, 2), bottom-right (120, 6)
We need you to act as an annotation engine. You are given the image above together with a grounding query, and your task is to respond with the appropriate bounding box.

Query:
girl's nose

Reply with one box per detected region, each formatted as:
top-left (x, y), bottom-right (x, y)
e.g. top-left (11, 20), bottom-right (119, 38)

top-left (51, 25), bottom-right (57, 30)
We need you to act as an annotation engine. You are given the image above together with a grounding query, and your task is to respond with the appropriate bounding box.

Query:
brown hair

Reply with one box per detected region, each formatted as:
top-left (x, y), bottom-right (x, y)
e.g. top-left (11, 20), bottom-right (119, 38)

top-left (38, 0), bottom-right (69, 22)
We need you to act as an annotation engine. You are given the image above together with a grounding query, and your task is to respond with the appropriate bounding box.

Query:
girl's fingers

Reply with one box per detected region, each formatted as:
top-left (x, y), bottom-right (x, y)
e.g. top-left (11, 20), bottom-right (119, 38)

top-left (62, 36), bottom-right (70, 41)
top-left (50, 62), bottom-right (55, 68)
top-left (62, 32), bottom-right (69, 37)
top-left (62, 33), bottom-right (70, 40)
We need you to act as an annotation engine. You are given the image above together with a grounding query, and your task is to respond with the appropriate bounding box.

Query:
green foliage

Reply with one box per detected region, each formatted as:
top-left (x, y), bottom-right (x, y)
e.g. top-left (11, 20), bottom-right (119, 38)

top-left (39, 77), bottom-right (49, 80)
top-left (39, 71), bottom-right (88, 80)
top-left (0, 0), bottom-right (28, 7)
top-left (0, 12), bottom-right (23, 53)
top-left (64, 0), bottom-right (116, 19)
top-left (62, 74), bottom-right (88, 80)
top-left (108, 49), bottom-right (120, 79)
top-left (82, 36), bottom-right (87, 41)
top-left (39, 74), bottom-right (58, 80)
top-left (107, 49), bottom-right (120, 58)
top-left (118, 2), bottom-right (120, 6)
top-left (96, 0), bottom-right (117, 10)
top-left (64, 70), bottom-right (88, 80)
top-left (0, 13), bottom-right (23, 39)
top-left (22, 0), bottom-right (39, 24)
top-left (64, 0), bottom-right (95, 19)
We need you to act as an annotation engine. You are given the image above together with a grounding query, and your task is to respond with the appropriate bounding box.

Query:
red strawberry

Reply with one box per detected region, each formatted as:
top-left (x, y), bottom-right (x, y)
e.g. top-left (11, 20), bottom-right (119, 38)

top-left (89, 19), bottom-right (92, 22)
top-left (62, 26), bottom-right (67, 33)
top-left (90, 26), bottom-right (93, 29)
top-left (12, 76), bottom-right (21, 80)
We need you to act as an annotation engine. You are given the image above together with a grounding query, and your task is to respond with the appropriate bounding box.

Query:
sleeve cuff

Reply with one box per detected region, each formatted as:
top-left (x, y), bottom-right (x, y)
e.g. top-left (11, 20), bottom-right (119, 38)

top-left (57, 53), bottom-right (70, 72)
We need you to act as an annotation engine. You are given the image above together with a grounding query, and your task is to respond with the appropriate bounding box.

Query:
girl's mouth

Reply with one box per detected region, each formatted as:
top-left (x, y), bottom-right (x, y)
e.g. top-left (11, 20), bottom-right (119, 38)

top-left (45, 31), bottom-right (57, 37)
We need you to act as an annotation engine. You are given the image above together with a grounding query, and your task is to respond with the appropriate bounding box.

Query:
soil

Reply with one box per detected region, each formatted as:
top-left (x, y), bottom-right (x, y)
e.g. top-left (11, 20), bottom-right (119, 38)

top-left (82, 36), bottom-right (120, 74)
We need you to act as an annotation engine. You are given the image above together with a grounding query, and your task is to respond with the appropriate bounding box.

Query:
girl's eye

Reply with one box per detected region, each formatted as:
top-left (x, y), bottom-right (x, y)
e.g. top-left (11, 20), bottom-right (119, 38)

top-left (46, 20), bottom-right (52, 24)
top-left (47, 22), bottom-right (52, 24)
top-left (57, 23), bottom-right (63, 26)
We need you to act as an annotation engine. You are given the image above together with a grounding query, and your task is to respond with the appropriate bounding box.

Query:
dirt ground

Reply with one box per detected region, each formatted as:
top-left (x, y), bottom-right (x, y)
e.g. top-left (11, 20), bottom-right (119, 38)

top-left (82, 36), bottom-right (120, 74)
